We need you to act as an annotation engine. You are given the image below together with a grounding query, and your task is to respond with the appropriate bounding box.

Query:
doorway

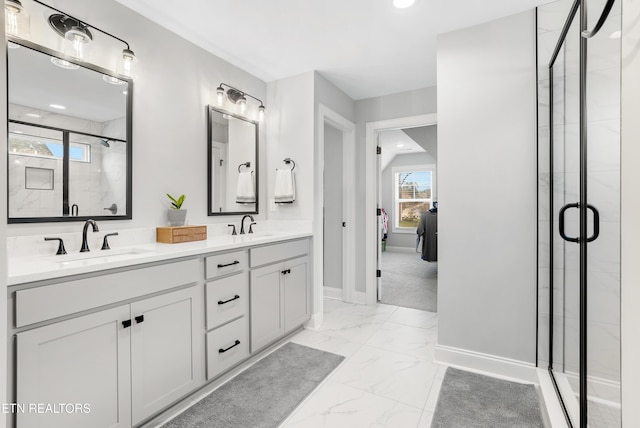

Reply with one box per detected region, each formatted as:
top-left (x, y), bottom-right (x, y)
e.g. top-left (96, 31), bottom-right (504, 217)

top-left (377, 125), bottom-right (438, 312)
top-left (364, 113), bottom-right (438, 306)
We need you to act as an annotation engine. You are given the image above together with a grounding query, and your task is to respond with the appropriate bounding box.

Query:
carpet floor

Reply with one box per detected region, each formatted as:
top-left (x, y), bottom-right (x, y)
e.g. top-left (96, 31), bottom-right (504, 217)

top-left (380, 250), bottom-right (437, 312)
top-left (432, 368), bottom-right (545, 428)
top-left (163, 343), bottom-right (344, 428)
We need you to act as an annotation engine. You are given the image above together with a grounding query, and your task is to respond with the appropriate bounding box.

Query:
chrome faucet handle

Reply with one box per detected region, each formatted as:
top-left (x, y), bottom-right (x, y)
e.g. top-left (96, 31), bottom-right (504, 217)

top-left (101, 232), bottom-right (119, 250)
top-left (44, 237), bottom-right (67, 255)
top-left (249, 222), bottom-right (256, 234)
top-left (227, 224), bottom-right (237, 235)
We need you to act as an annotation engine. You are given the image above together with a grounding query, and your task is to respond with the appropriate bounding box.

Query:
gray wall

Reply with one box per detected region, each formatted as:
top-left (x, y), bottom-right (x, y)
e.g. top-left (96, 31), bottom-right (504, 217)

top-left (323, 124), bottom-right (344, 289)
top-left (0, 8), bottom-right (7, 425)
top-left (7, 0), bottom-right (268, 236)
top-left (354, 87), bottom-right (438, 292)
top-left (437, 11), bottom-right (537, 363)
top-left (381, 152), bottom-right (437, 249)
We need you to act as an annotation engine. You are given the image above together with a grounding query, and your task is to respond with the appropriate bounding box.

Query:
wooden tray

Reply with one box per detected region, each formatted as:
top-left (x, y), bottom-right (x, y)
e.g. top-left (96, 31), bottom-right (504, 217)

top-left (156, 225), bottom-right (207, 244)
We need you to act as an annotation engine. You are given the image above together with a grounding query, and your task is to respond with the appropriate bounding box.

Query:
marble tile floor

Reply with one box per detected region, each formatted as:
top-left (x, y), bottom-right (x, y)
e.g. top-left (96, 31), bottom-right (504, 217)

top-left (279, 298), bottom-right (443, 428)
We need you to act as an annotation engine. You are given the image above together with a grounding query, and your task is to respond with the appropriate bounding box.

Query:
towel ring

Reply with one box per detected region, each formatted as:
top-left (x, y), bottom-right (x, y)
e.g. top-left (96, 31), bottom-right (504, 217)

top-left (238, 162), bottom-right (251, 172)
top-left (283, 158), bottom-right (295, 170)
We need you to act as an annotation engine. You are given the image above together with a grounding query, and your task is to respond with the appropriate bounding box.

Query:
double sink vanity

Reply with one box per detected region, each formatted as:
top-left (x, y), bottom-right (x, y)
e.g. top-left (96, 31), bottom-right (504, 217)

top-left (6, 227), bottom-right (312, 428)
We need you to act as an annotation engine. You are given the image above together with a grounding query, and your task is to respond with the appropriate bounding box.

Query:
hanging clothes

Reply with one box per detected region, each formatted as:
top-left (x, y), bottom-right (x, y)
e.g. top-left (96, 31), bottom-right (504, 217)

top-left (381, 208), bottom-right (389, 240)
top-left (417, 209), bottom-right (437, 262)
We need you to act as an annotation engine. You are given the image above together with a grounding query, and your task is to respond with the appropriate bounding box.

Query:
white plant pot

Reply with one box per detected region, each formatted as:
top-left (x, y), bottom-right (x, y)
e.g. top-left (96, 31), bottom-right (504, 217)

top-left (167, 209), bottom-right (187, 226)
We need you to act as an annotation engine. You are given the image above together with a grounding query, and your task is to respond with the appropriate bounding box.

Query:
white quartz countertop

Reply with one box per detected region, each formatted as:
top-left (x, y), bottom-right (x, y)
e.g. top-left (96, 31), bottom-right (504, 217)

top-left (7, 231), bottom-right (312, 286)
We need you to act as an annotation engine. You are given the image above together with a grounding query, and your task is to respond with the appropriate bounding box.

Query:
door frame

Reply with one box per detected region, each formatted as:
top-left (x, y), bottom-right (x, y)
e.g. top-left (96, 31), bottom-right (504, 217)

top-left (310, 104), bottom-right (356, 329)
top-left (365, 113), bottom-right (438, 304)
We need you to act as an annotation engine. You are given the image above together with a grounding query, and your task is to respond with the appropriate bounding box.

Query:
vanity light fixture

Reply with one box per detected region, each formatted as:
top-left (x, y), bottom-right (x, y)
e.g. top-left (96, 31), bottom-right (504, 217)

top-left (216, 83), bottom-right (266, 122)
top-left (103, 74), bottom-right (126, 85)
top-left (16, 0), bottom-right (138, 77)
top-left (393, 0), bottom-right (415, 8)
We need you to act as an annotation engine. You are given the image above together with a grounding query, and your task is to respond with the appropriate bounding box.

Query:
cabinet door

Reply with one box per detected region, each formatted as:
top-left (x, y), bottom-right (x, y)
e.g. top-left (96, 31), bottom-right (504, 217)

top-left (130, 286), bottom-right (203, 425)
top-left (250, 263), bottom-right (284, 352)
top-left (284, 257), bottom-right (310, 332)
top-left (17, 305), bottom-right (131, 428)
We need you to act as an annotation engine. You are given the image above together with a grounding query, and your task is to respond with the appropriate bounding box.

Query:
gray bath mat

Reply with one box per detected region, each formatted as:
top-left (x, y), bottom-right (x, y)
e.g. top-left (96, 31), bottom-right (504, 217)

top-left (163, 342), bottom-right (344, 428)
top-left (432, 367), bottom-right (545, 428)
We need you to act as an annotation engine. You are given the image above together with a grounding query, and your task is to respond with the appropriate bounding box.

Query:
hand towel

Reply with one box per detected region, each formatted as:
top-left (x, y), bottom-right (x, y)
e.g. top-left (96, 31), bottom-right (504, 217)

top-left (274, 169), bottom-right (295, 204)
top-left (236, 171), bottom-right (256, 204)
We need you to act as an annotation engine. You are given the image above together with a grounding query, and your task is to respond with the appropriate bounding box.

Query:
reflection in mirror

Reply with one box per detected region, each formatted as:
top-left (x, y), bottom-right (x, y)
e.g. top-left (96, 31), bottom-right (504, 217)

top-left (208, 106), bottom-right (258, 215)
top-left (7, 43), bottom-right (132, 222)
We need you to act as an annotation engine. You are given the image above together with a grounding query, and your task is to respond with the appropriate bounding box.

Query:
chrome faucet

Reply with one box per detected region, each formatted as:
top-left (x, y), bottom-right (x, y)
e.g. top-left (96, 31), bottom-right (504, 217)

top-left (240, 214), bottom-right (254, 234)
top-left (80, 219), bottom-right (99, 252)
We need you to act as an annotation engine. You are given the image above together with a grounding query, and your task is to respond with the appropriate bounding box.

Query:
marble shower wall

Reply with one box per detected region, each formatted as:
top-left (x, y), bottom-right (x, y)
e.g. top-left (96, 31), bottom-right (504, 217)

top-left (536, 0), bottom-right (622, 404)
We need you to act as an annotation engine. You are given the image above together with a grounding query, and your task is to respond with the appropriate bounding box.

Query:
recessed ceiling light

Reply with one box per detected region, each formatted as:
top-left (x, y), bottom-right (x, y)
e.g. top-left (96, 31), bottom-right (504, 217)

top-left (49, 104), bottom-right (66, 110)
top-left (13, 130), bottom-right (23, 134)
top-left (610, 30), bottom-right (621, 39)
top-left (393, 0), bottom-right (415, 9)
top-left (25, 113), bottom-right (41, 118)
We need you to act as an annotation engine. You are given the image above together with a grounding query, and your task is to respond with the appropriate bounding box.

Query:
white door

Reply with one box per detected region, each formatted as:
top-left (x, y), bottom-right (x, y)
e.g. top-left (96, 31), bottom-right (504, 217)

top-left (211, 141), bottom-right (227, 213)
top-left (376, 143), bottom-right (383, 301)
top-left (130, 286), bottom-right (202, 425)
top-left (17, 305), bottom-right (131, 428)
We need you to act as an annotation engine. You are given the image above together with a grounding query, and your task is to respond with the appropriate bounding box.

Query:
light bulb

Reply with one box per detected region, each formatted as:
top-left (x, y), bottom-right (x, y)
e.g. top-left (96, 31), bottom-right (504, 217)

top-left (393, 0), bottom-right (415, 8)
top-left (5, 0), bottom-right (23, 37)
top-left (121, 48), bottom-right (136, 76)
top-left (238, 96), bottom-right (247, 113)
top-left (258, 105), bottom-right (265, 122)
top-left (65, 26), bottom-right (91, 60)
top-left (216, 86), bottom-right (225, 106)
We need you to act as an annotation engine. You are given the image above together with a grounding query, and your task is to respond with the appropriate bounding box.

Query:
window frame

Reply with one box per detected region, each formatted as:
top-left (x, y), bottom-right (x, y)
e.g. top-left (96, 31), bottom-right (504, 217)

top-left (391, 164), bottom-right (436, 234)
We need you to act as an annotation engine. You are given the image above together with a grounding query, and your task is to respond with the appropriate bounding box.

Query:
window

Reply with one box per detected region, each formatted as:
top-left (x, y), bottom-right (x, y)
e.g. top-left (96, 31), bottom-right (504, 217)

top-left (9, 132), bottom-right (91, 163)
top-left (393, 165), bottom-right (435, 231)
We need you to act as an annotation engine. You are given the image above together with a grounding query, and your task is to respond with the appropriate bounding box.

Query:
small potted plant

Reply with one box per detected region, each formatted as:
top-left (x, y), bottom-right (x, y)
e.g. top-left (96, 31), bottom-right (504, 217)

top-left (166, 193), bottom-right (187, 226)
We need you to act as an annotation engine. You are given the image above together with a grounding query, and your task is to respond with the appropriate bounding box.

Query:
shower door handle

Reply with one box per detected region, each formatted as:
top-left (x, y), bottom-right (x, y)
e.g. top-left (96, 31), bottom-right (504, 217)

top-left (581, 0), bottom-right (616, 38)
top-left (559, 203), bottom-right (580, 243)
top-left (586, 204), bottom-right (600, 242)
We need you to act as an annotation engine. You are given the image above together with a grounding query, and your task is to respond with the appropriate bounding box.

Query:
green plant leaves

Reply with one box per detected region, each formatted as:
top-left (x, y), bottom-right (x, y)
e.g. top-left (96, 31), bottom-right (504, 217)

top-left (166, 193), bottom-right (185, 209)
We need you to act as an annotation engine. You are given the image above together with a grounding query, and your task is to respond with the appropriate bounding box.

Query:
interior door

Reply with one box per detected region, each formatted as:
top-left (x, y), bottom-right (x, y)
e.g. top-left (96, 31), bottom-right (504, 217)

top-left (376, 142), bottom-right (382, 301)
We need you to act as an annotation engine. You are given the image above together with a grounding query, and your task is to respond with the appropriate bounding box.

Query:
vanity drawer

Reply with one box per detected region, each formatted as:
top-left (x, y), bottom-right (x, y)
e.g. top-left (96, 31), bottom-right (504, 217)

top-left (206, 316), bottom-right (248, 380)
top-left (205, 250), bottom-right (247, 280)
top-left (205, 273), bottom-right (248, 331)
top-left (250, 239), bottom-right (309, 268)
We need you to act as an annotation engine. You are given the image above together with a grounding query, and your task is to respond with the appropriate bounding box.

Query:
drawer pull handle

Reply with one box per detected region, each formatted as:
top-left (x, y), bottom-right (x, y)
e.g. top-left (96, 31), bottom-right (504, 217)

top-left (135, 315), bottom-right (144, 324)
top-left (122, 319), bottom-right (132, 328)
top-left (281, 269), bottom-right (291, 275)
top-left (219, 340), bottom-right (241, 353)
top-left (217, 260), bottom-right (240, 268)
top-left (218, 295), bottom-right (240, 305)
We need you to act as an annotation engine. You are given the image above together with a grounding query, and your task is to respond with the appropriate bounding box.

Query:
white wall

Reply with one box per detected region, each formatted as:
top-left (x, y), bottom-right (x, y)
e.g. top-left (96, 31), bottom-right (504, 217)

top-left (323, 124), bottom-right (344, 289)
top-left (0, 7), bottom-right (7, 426)
top-left (436, 11), bottom-right (537, 364)
top-left (381, 152), bottom-right (437, 249)
top-left (354, 87), bottom-right (437, 292)
top-left (621, 0), bottom-right (640, 424)
top-left (6, 0), bottom-right (268, 236)
top-left (266, 71), bottom-right (314, 221)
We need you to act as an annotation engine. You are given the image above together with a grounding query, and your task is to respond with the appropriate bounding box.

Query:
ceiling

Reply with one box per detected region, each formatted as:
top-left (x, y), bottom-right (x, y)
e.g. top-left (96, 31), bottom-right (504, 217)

top-left (115, 0), bottom-right (555, 100)
top-left (378, 125), bottom-right (436, 170)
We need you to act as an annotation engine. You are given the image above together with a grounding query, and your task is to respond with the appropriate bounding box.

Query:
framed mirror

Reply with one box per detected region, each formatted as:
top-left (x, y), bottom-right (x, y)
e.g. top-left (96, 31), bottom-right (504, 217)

top-left (7, 41), bottom-right (132, 223)
top-left (207, 106), bottom-right (258, 215)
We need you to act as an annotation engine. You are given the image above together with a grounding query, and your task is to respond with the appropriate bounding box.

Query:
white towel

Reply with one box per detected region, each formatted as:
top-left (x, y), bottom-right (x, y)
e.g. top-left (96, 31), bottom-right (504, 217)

top-left (236, 171), bottom-right (255, 204)
top-left (274, 169), bottom-right (295, 203)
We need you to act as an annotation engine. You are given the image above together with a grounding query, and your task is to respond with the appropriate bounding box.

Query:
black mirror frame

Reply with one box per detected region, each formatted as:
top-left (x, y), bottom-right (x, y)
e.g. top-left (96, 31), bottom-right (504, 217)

top-left (6, 38), bottom-right (133, 224)
top-left (207, 105), bottom-right (259, 216)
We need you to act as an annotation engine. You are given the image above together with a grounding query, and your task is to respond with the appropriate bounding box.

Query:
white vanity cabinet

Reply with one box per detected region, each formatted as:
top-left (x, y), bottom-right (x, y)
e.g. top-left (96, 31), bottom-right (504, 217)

top-left (13, 260), bottom-right (204, 428)
top-left (249, 239), bottom-right (310, 352)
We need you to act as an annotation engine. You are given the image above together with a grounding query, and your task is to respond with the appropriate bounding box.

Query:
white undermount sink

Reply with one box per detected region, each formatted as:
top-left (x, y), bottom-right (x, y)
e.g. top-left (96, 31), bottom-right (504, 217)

top-left (54, 248), bottom-right (153, 268)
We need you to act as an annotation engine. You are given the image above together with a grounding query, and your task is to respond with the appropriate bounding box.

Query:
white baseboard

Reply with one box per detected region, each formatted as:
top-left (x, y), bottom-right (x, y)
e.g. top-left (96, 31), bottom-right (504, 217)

top-left (536, 368), bottom-right (571, 428)
top-left (434, 344), bottom-right (538, 384)
top-left (352, 291), bottom-right (367, 304)
top-left (305, 311), bottom-right (323, 331)
top-left (385, 246), bottom-right (416, 253)
top-left (564, 370), bottom-right (621, 405)
top-left (323, 286), bottom-right (342, 300)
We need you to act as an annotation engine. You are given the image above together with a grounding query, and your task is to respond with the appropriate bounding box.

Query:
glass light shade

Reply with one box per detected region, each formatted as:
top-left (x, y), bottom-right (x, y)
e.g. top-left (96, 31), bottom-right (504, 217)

top-left (51, 57), bottom-right (79, 70)
top-left (5, 0), bottom-right (29, 38)
top-left (103, 74), bottom-right (126, 85)
top-left (65, 28), bottom-right (91, 60)
top-left (120, 48), bottom-right (136, 76)
top-left (238, 96), bottom-right (247, 113)
top-left (216, 86), bottom-right (225, 106)
top-left (258, 105), bottom-right (265, 122)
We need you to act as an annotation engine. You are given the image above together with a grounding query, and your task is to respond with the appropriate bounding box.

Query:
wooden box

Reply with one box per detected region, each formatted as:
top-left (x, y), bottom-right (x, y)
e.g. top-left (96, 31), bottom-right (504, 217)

top-left (156, 225), bottom-right (207, 244)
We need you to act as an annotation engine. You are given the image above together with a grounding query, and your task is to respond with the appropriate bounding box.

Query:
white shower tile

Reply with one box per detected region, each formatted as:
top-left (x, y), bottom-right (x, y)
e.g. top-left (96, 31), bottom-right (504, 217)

top-left (587, 321), bottom-right (621, 383)
top-left (587, 171), bottom-right (620, 222)
top-left (588, 120), bottom-right (620, 173)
